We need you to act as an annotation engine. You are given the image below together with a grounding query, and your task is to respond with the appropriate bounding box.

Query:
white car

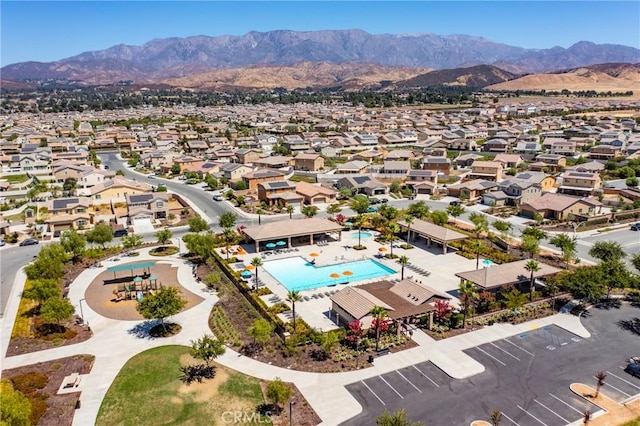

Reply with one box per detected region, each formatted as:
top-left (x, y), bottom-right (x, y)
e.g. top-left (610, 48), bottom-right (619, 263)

top-left (213, 195), bottom-right (224, 201)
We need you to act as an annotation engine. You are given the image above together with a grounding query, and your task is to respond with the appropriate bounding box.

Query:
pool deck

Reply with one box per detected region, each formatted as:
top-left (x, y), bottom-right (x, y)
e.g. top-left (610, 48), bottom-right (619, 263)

top-left (223, 232), bottom-right (479, 332)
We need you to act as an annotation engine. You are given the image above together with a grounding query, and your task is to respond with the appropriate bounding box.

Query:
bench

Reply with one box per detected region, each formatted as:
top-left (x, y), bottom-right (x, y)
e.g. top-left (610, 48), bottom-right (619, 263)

top-left (376, 348), bottom-right (390, 357)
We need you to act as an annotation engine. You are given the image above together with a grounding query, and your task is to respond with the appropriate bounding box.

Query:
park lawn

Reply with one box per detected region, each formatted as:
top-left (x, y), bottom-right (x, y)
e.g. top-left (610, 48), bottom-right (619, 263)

top-left (96, 345), bottom-right (271, 426)
top-left (11, 280), bottom-right (38, 338)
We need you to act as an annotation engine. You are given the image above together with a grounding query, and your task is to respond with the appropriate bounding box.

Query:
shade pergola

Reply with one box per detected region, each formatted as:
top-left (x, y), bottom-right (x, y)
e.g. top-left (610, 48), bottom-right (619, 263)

top-left (106, 261), bottom-right (155, 279)
top-left (455, 260), bottom-right (562, 290)
top-left (398, 218), bottom-right (468, 254)
top-left (242, 218), bottom-right (344, 252)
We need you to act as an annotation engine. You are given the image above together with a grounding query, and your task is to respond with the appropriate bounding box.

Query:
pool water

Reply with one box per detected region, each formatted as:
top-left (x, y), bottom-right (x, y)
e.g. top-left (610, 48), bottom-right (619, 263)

top-left (262, 256), bottom-right (396, 292)
top-left (351, 231), bottom-right (373, 239)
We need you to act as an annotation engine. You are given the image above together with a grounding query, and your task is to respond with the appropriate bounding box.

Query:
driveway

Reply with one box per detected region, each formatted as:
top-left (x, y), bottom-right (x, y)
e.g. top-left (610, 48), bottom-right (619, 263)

top-left (342, 302), bottom-right (640, 425)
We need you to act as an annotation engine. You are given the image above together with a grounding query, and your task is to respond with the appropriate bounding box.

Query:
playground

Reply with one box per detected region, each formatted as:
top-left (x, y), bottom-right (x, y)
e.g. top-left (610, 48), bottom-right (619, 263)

top-left (84, 261), bottom-right (204, 321)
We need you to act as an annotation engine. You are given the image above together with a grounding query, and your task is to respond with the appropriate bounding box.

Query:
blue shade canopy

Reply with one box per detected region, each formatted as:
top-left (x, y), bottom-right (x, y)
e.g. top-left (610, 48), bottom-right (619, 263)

top-left (148, 275), bottom-right (157, 280)
top-left (107, 261), bottom-right (155, 273)
top-left (241, 270), bottom-right (253, 276)
top-left (344, 222), bottom-right (353, 226)
top-left (276, 241), bottom-right (286, 246)
top-left (265, 242), bottom-right (276, 248)
top-left (133, 276), bottom-right (143, 282)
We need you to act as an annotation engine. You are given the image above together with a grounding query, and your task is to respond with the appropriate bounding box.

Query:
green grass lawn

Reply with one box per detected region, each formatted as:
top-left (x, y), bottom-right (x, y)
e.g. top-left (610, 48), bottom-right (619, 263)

top-left (4, 174), bottom-right (29, 184)
top-left (97, 345), bottom-right (270, 426)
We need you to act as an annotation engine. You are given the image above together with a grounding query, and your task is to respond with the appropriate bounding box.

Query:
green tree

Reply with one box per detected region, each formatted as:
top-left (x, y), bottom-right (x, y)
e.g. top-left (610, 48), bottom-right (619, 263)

top-left (376, 408), bottom-right (424, 426)
top-left (521, 234), bottom-right (540, 259)
top-left (353, 214), bottom-right (366, 248)
top-left (60, 229), bottom-right (86, 260)
top-left (397, 255), bottom-right (409, 280)
top-left (458, 280), bottom-right (478, 328)
top-left (40, 297), bottom-right (75, 330)
top-left (524, 260), bottom-right (541, 301)
top-left (471, 239), bottom-right (485, 270)
top-left (489, 410), bottom-right (503, 426)
top-left (595, 371), bottom-right (606, 397)
top-left (182, 233), bottom-right (215, 260)
top-left (631, 253), bottom-right (640, 274)
top-left (188, 216), bottom-right (210, 233)
top-left (171, 163), bottom-right (181, 175)
top-left (370, 306), bottom-right (388, 352)
top-left (502, 287), bottom-right (527, 311)
top-left (121, 233), bottom-right (143, 249)
top-left (0, 380), bottom-right (31, 426)
top-left (492, 220), bottom-right (512, 242)
top-left (156, 228), bottom-right (172, 245)
top-left (301, 205), bottom-right (319, 218)
top-left (136, 286), bottom-right (187, 333)
top-left (286, 290), bottom-right (302, 332)
top-left (190, 334), bottom-right (226, 366)
top-left (115, 169), bottom-right (125, 176)
top-left (266, 377), bottom-right (293, 413)
top-left (86, 224), bottom-right (114, 248)
top-left (549, 233), bottom-right (578, 268)
top-left (286, 205), bottom-right (295, 219)
top-left (23, 279), bottom-right (60, 308)
top-left (222, 228), bottom-right (236, 260)
top-left (521, 226), bottom-right (548, 241)
top-left (219, 212), bottom-right (238, 229)
top-left (469, 212), bottom-right (489, 238)
top-left (430, 210), bottom-right (448, 226)
top-left (350, 195), bottom-right (371, 215)
top-left (390, 180), bottom-right (402, 193)
top-left (385, 222), bottom-right (400, 257)
top-left (407, 200), bottom-right (429, 219)
top-left (24, 243), bottom-right (68, 280)
top-left (339, 186), bottom-right (353, 200)
top-left (128, 152), bottom-right (141, 167)
top-left (326, 203), bottom-right (341, 218)
top-left (626, 176), bottom-right (639, 187)
top-left (251, 257), bottom-right (263, 289)
top-left (446, 203), bottom-right (466, 218)
top-left (588, 241), bottom-right (626, 263)
top-left (247, 318), bottom-right (273, 345)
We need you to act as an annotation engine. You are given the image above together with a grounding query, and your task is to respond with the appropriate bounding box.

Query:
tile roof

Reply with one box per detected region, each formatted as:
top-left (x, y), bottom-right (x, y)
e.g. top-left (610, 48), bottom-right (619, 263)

top-left (455, 260), bottom-right (561, 289)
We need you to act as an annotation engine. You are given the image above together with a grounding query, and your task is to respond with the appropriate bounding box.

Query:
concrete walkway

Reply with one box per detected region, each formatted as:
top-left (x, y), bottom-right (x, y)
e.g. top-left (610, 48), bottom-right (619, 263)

top-left (1, 237), bottom-right (592, 426)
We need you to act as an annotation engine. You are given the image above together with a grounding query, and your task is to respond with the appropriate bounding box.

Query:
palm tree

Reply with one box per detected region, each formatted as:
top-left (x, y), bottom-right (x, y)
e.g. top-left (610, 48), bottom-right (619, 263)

top-left (398, 256), bottom-right (409, 280)
top-left (595, 371), bottom-right (606, 397)
top-left (370, 306), bottom-right (388, 352)
top-left (286, 205), bottom-right (295, 219)
top-left (404, 214), bottom-right (414, 244)
top-left (251, 257), bottom-right (263, 289)
top-left (256, 208), bottom-right (264, 225)
top-left (583, 410), bottom-right (591, 425)
top-left (503, 288), bottom-right (527, 312)
top-left (386, 223), bottom-right (400, 257)
top-left (354, 214), bottom-right (365, 247)
top-left (286, 290), bottom-right (302, 332)
top-left (469, 212), bottom-right (489, 239)
top-left (549, 233), bottom-right (578, 268)
top-left (223, 228), bottom-right (235, 260)
top-left (458, 280), bottom-right (477, 329)
top-left (489, 410), bottom-right (503, 426)
top-left (471, 239), bottom-right (485, 270)
top-left (524, 260), bottom-right (541, 301)
top-left (546, 280), bottom-right (559, 311)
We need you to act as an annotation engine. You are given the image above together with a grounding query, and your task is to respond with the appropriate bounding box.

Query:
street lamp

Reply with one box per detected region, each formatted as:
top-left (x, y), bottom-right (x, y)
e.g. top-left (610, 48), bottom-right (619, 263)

top-left (289, 400), bottom-right (295, 426)
top-left (78, 298), bottom-right (85, 324)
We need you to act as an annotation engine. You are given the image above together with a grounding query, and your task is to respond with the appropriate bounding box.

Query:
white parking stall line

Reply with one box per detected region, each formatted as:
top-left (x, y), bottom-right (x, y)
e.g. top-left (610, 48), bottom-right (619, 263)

top-left (361, 380), bottom-right (385, 406)
top-left (504, 338), bottom-right (535, 357)
top-left (592, 377), bottom-right (632, 398)
top-left (534, 399), bottom-right (569, 423)
top-left (500, 412), bottom-right (522, 426)
top-left (412, 365), bottom-right (440, 388)
top-left (490, 342), bottom-right (521, 361)
top-left (517, 405), bottom-right (548, 426)
top-left (379, 376), bottom-right (404, 399)
top-left (476, 347), bottom-right (507, 366)
top-left (608, 370), bottom-right (640, 390)
top-left (396, 371), bottom-right (422, 393)
top-left (549, 393), bottom-right (584, 415)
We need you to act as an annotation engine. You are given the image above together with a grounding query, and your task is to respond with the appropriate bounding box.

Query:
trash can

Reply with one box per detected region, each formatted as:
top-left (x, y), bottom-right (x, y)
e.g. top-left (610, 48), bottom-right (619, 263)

top-left (368, 355), bottom-right (374, 363)
top-left (75, 400), bottom-right (81, 409)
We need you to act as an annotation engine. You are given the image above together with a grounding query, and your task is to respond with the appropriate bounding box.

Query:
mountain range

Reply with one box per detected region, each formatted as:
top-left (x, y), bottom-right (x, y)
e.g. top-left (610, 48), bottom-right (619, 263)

top-left (1, 29), bottom-right (639, 92)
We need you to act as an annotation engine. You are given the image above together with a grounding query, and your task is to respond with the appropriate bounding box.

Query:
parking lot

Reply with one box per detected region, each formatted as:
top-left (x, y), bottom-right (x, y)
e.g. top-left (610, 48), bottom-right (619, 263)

top-left (342, 303), bottom-right (640, 425)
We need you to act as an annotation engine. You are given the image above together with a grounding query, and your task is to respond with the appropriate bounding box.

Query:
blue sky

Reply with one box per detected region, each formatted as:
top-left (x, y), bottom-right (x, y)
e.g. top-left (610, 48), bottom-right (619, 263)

top-left (2, 1), bottom-right (639, 66)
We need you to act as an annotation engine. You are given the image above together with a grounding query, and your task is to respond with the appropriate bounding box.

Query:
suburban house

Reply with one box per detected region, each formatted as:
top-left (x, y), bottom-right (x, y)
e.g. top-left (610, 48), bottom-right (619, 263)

top-left (520, 193), bottom-right (603, 219)
top-left (422, 157), bottom-right (451, 174)
top-left (88, 177), bottom-right (153, 202)
top-left (172, 156), bottom-right (205, 174)
top-left (330, 279), bottom-right (450, 330)
top-left (405, 170), bottom-right (438, 195)
top-left (531, 154), bottom-right (566, 173)
top-left (257, 181), bottom-right (303, 207)
top-left (446, 179), bottom-right (497, 200)
top-left (493, 154), bottom-right (523, 169)
top-left (295, 181), bottom-right (338, 205)
top-left (126, 193), bottom-right (170, 221)
top-left (282, 138), bottom-right (311, 154)
top-left (218, 163), bottom-right (253, 182)
top-left (45, 197), bottom-right (94, 235)
top-left (334, 161), bottom-right (370, 175)
top-left (351, 150), bottom-right (382, 163)
top-left (242, 169), bottom-right (287, 191)
top-left (484, 171), bottom-right (553, 206)
top-left (467, 161), bottom-right (504, 182)
top-left (381, 160), bottom-right (411, 176)
top-left (253, 156), bottom-right (293, 169)
top-left (557, 171), bottom-right (602, 196)
top-left (454, 153), bottom-right (483, 168)
top-left (235, 149), bottom-right (262, 165)
top-left (293, 153), bottom-right (325, 171)
top-left (482, 139), bottom-right (509, 153)
top-left (589, 144), bottom-right (622, 160)
top-left (336, 175), bottom-right (389, 196)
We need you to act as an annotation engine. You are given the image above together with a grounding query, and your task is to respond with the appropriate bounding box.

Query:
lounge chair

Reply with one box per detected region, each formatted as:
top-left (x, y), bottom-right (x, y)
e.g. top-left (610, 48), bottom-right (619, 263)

top-left (318, 293), bottom-right (325, 298)
top-left (303, 295), bottom-right (310, 301)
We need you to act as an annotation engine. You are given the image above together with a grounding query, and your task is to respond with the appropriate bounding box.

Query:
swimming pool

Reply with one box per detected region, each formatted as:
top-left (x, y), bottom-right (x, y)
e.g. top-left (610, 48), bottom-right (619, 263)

top-left (262, 256), bottom-right (396, 292)
top-left (351, 231), bottom-right (373, 239)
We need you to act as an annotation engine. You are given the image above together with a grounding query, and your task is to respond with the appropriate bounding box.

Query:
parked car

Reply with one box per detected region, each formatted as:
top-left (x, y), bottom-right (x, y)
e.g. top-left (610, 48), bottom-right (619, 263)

top-left (113, 229), bottom-right (129, 237)
top-left (0, 238), bottom-right (5, 246)
top-left (631, 222), bottom-right (640, 231)
top-left (380, 198), bottom-right (389, 203)
top-left (148, 174), bottom-right (156, 179)
top-left (213, 194), bottom-right (224, 201)
top-left (625, 362), bottom-right (640, 378)
top-left (368, 198), bottom-right (381, 205)
top-left (449, 200), bottom-right (461, 206)
top-left (19, 238), bottom-right (39, 246)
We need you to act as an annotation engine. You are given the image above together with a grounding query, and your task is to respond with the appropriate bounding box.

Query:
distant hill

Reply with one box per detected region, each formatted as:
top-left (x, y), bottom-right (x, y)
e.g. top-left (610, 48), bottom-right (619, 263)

top-left (395, 65), bottom-right (518, 88)
top-left (486, 63), bottom-right (640, 93)
top-left (2, 29), bottom-right (639, 87)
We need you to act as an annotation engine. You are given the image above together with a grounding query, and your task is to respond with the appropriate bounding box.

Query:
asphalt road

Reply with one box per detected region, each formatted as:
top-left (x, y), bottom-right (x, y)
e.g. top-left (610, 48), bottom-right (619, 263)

top-left (0, 244), bottom-right (41, 317)
top-left (342, 302), bottom-right (640, 425)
